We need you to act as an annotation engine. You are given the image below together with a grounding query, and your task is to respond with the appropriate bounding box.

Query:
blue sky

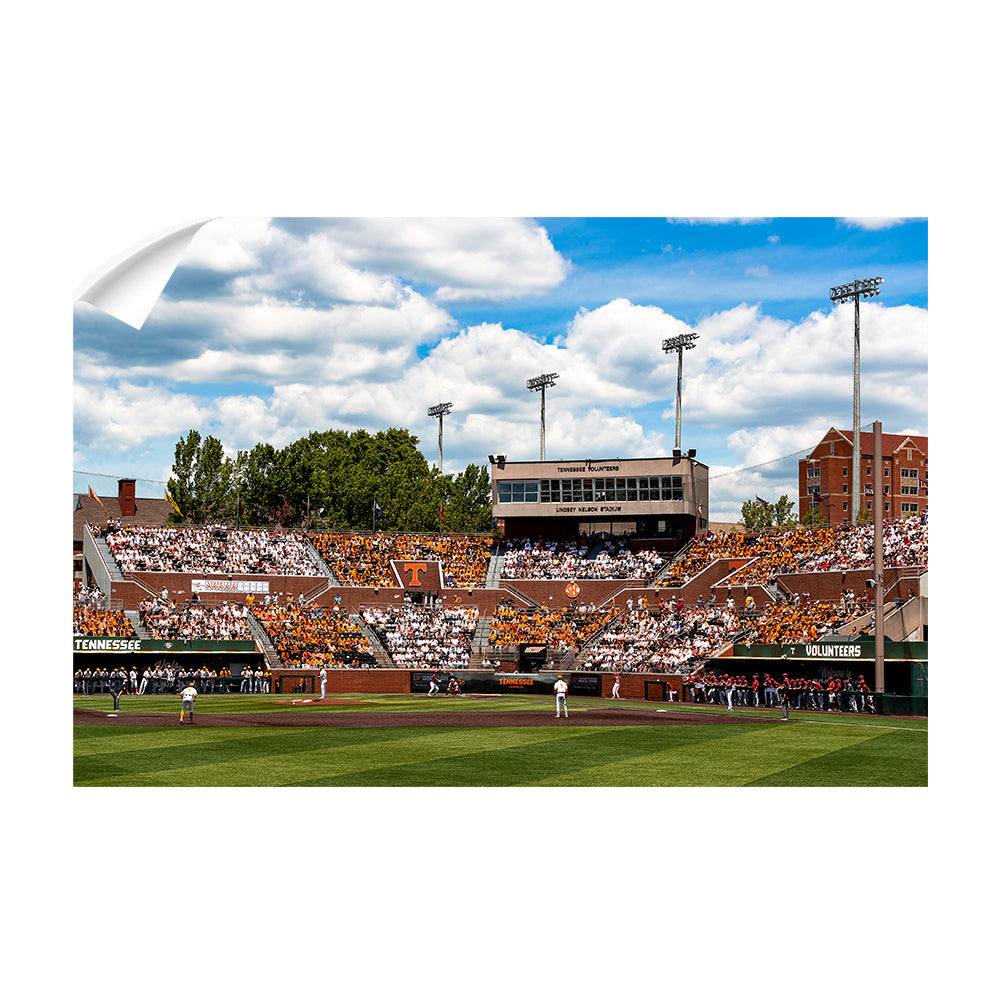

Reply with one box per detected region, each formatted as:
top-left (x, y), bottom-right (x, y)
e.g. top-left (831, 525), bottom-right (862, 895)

top-left (73, 216), bottom-right (927, 522)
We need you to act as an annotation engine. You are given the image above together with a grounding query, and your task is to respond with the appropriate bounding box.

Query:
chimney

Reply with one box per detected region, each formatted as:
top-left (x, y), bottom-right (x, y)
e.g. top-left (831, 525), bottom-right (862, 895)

top-left (118, 478), bottom-right (136, 517)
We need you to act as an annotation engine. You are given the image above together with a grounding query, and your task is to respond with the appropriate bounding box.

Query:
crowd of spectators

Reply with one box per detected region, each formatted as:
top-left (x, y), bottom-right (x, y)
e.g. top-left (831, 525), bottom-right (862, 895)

top-left (659, 516), bottom-right (928, 590)
top-left (138, 597), bottom-right (254, 641)
top-left (578, 605), bottom-right (744, 674)
top-left (252, 602), bottom-right (376, 667)
top-left (73, 605), bottom-right (136, 637)
top-left (99, 524), bottom-right (322, 575)
top-left (313, 533), bottom-right (493, 588)
top-left (362, 604), bottom-right (478, 669)
top-left (500, 537), bottom-right (663, 582)
top-left (74, 583), bottom-right (106, 608)
top-left (487, 603), bottom-right (617, 652)
top-left (793, 515), bottom-right (928, 572)
top-left (741, 601), bottom-right (844, 645)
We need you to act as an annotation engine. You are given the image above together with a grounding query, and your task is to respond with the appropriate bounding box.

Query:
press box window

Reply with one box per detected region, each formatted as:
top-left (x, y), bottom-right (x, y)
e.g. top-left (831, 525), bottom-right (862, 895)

top-left (498, 481), bottom-right (539, 504)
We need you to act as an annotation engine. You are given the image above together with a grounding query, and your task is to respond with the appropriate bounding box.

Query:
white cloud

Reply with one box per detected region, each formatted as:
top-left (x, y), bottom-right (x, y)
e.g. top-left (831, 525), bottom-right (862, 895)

top-left (666, 218), bottom-right (771, 225)
top-left (122, 288), bottom-right (456, 386)
top-left (307, 217), bottom-right (571, 302)
top-left (745, 264), bottom-right (771, 277)
top-left (684, 301), bottom-right (927, 434)
top-left (182, 218), bottom-right (272, 271)
top-left (838, 217), bottom-right (909, 230)
top-left (560, 298), bottom-right (693, 404)
top-left (74, 381), bottom-right (207, 453)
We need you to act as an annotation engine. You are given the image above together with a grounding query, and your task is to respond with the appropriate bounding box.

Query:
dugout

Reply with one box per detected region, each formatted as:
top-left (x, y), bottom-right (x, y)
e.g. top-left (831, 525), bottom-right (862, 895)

top-left (697, 654), bottom-right (928, 716)
top-left (73, 650), bottom-right (264, 674)
top-left (490, 453), bottom-right (708, 550)
top-left (518, 643), bottom-right (548, 672)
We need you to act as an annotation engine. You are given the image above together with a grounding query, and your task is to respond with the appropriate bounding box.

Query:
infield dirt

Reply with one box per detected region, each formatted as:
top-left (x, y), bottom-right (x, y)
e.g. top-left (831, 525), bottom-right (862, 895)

top-left (74, 706), bottom-right (772, 728)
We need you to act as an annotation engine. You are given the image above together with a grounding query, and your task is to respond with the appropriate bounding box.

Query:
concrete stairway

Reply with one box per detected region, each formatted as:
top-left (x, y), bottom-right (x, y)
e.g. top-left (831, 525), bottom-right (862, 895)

top-left (245, 612), bottom-right (284, 671)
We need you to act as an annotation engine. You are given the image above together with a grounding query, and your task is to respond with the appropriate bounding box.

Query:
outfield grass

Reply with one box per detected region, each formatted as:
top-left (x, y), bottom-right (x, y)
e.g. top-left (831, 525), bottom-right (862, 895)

top-left (72, 693), bottom-right (928, 787)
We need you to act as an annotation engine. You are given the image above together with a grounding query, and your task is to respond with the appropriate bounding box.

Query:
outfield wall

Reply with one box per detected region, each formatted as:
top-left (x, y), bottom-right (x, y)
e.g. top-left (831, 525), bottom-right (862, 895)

top-left (270, 668), bottom-right (686, 701)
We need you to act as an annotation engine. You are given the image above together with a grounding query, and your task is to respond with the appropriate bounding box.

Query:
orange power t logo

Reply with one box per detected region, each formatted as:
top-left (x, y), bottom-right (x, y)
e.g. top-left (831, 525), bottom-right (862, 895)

top-left (403, 562), bottom-right (428, 587)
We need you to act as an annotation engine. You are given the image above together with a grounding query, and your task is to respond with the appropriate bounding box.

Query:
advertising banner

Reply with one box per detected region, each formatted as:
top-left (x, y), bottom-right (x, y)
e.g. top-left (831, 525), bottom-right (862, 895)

top-left (191, 579), bottom-right (270, 594)
top-left (73, 637), bottom-right (257, 653)
top-left (410, 671), bottom-right (494, 694)
top-left (733, 640), bottom-right (927, 660)
top-left (409, 671), bottom-right (601, 696)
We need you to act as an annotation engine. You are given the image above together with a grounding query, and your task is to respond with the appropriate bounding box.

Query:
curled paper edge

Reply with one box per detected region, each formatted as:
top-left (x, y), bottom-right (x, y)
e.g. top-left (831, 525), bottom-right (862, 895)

top-left (74, 217), bottom-right (215, 329)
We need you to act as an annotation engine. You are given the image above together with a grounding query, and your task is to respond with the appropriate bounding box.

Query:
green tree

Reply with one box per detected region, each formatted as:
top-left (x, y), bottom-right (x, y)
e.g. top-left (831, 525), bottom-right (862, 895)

top-left (443, 464), bottom-right (493, 532)
top-left (167, 430), bottom-right (233, 524)
top-left (801, 504), bottom-right (828, 528)
top-left (773, 494), bottom-right (796, 527)
top-left (740, 499), bottom-right (774, 533)
top-left (232, 443), bottom-right (279, 526)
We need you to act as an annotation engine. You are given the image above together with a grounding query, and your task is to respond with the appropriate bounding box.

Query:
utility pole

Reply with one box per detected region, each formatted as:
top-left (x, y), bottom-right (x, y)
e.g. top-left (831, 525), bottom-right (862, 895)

top-left (829, 276), bottom-right (884, 521)
top-left (873, 420), bottom-right (885, 696)
top-left (661, 332), bottom-right (699, 450)
top-left (527, 373), bottom-right (559, 460)
top-left (427, 402), bottom-right (453, 472)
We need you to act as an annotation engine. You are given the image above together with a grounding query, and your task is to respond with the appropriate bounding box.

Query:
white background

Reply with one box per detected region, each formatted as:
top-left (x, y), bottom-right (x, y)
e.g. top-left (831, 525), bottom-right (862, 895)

top-left (6, 3), bottom-right (984, 997)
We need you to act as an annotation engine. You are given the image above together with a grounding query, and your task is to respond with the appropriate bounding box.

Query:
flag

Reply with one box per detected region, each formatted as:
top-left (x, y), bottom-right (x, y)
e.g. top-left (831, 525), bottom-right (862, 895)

top-left (438, 504), bottom-right (445, 523)
top-left (697, 504), bottom-right (703, 518)
top-left (89, 487), bottom-right (109, 516)
top-left (864, 485), bottom-right (874, 496)
top-left (165, 488), bottom-right (182, 517)
top-left (373, 500), bottom-right (382, 519)
top-left (755, 496), bottom-right (769, 507)
top-left (918, 478), bottom-right (928, 493)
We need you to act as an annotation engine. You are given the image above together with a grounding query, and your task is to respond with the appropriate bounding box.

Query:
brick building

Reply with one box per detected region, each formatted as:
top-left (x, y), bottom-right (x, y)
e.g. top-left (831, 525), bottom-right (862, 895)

top-left (798, 428), bottom-right (928, 525)
top-left (74, 479), bottom-right (171, 590)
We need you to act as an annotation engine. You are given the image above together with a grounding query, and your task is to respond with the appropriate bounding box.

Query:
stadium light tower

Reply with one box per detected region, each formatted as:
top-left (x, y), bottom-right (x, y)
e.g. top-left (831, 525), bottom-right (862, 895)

top-left (829, 275), bottom-right (884, 521)
top-left (427, 401), bottom-right (453, 472)
top-left (662, 331), bottom-right (699, 450)
top-left (527, 372), bottom-right (559, 460)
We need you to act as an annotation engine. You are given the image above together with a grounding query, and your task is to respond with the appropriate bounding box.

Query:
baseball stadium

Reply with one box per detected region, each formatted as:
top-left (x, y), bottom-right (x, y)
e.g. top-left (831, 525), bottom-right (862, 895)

top-left (73, 448), bottom-right (928, 787)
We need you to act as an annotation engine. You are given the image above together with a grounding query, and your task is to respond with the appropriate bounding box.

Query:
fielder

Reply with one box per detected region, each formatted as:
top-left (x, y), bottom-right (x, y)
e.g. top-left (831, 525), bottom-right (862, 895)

top-left (611, 671), bottom-right (621, 700)
top-left (179, 682), bottom-right (198, 724)
top-left (110, 671), bottom-right (125, 712)
top-left (554, 675), bottom-right (569, 718)
top-left (319, 666), bottom-right (327, 699)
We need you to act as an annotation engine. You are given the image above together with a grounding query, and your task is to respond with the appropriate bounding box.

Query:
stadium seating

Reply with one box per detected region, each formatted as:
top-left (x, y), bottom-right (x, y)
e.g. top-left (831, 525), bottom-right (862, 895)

top-left (73, 606), bottom-right (136, 637)
top-left (362, 604), bottom-right (478, 669)
top-left (313, 533), bottom-right (492, 588)
top-left (101, 524), bottom-right (322, 575)
top-left (488, 604), bottom-right (617, 651)
top-left (500, 537), bottom-right (664, 581)
top-left (252, 602), bottom-right (376, 667)
top-left (138, 598), bottom-right (254, 640)
top-left (579, 606), bottom-right (744, 674)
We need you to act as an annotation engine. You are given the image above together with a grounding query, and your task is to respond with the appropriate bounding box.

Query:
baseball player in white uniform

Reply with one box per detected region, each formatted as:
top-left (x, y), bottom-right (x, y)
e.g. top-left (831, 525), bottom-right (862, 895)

top-left (319, 666), bottom-right (327, 699)
top-left (611, 671), bottom-right (621, 699)
top-left (554, 675), bottom-right (569, 718)
top-left (179, 683), bottom-right (198, 724)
